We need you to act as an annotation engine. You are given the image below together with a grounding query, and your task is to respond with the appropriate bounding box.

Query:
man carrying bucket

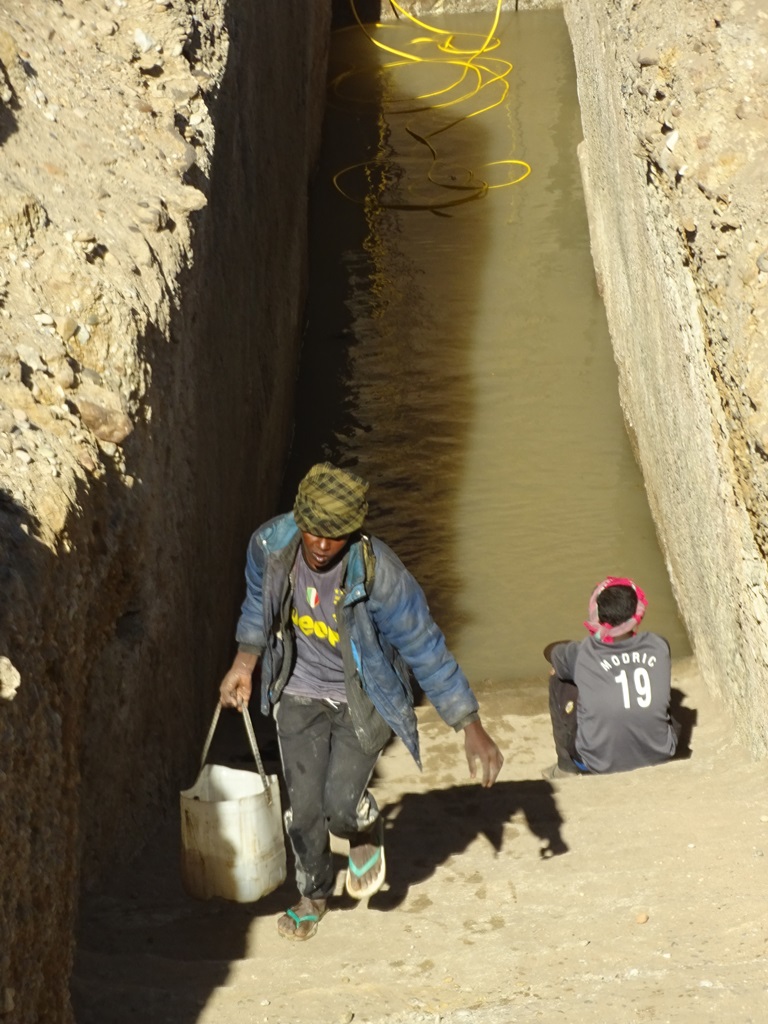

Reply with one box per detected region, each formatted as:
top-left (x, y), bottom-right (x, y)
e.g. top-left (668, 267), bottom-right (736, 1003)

top-left (219, 462), bottom-right (503, 940)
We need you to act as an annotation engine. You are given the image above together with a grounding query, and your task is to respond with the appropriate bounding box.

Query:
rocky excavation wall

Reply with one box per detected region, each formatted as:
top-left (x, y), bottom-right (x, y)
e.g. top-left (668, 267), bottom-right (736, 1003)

top-left (561, 0), bottom-right (768, 756)
top-left (0, 1), bottom-right (331, 1021)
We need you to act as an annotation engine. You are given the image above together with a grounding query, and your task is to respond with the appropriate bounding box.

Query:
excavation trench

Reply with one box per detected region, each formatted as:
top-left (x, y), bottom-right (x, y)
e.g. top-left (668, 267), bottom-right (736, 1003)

top-left (12, 0), bottom-right (768, 1020)
top-left (71, 8), bottom-right (692, 1018)
top-left (283, 7), bottom-right (690, 687)
top-left (5, 0), bottom-right (768, 1019)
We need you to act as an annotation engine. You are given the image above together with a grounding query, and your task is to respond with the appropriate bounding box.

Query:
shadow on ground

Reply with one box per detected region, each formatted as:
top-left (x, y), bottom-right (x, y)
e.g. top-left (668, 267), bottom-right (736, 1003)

top-left (72, 770), bottom-right (566, 1023)
top-left (670, 686), bottom-right (697, 758)
top-left (360, 779), bottom-right (567, 914)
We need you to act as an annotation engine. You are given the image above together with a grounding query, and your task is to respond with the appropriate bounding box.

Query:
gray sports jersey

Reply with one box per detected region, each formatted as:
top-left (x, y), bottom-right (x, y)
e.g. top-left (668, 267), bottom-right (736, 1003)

top-left (550, 632), bottom-right (677, 774)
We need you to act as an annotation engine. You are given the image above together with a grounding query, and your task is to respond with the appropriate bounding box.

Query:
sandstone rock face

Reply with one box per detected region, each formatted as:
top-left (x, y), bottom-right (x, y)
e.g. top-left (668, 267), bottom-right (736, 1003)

top-left (0, 1), bottom-right (331, 1021)
top-left (562, 0), bottom-right (768, 759)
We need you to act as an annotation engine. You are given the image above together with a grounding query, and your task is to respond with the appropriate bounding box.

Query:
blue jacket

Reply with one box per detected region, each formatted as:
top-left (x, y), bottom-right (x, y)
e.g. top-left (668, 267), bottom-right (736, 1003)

top-left (235, 513), bottom-right (479, 766)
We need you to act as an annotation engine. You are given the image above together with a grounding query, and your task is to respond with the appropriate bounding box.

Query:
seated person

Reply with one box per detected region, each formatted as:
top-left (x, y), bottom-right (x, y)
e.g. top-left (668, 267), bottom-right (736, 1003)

top-left (542, 576), bottom-right (679, 779)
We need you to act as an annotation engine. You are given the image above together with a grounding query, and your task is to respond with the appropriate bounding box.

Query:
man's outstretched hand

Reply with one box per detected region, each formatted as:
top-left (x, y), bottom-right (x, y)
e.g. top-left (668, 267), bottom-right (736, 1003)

top-left (464, 719), bottom-right (504, 787)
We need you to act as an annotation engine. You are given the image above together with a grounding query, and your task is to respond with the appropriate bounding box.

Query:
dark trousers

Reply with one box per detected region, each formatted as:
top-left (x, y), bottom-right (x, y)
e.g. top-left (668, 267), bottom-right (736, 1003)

top-left (548, 674), bottom-right (583, 773)
top-left (276, 693), bottom-right (382, 900)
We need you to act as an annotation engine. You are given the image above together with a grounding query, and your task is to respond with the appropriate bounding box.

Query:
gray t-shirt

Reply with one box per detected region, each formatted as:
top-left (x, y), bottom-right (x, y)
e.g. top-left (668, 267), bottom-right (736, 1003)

top-left (284, 551), bottom-right (347, 703)
top-left (550, 632), bottom-right (677, 774)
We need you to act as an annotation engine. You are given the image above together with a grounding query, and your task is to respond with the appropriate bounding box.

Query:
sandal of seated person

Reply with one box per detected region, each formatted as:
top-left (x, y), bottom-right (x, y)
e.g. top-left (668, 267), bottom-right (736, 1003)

top-left (345, 826), bottom-right (386, 900)
top-left (277, 896), bottom-right (327, 941)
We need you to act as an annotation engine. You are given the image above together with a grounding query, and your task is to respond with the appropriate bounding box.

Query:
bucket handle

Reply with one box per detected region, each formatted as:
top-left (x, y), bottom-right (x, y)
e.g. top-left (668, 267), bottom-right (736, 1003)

top-left (200, 703), bottom-right (273, 805)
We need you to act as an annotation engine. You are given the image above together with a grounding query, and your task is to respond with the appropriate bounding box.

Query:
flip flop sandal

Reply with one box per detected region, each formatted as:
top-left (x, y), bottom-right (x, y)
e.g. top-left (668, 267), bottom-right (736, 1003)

top-left (277, 899), bottom-right (327, 941)
top-left (345, 842), bottom-right (386, 900)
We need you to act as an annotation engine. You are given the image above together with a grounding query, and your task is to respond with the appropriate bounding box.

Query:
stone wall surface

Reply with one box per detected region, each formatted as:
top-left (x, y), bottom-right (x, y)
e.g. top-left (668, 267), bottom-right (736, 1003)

top-left (0, 1), bottom-right (331, 1022)
top-left (376, 0), bottom-right (561, 19)
top-left (561, 0), bottom-right (768, 756)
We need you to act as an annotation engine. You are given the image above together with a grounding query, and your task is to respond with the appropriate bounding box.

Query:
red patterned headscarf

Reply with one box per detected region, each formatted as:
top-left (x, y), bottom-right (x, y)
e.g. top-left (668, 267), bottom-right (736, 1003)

top-left (584, 576), bottom-right (647, 644)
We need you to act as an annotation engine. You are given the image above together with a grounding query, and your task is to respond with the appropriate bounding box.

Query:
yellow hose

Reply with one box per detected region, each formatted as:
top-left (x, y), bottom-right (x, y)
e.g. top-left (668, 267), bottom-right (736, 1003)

top-left (331, 0), bottom-right (531, 211)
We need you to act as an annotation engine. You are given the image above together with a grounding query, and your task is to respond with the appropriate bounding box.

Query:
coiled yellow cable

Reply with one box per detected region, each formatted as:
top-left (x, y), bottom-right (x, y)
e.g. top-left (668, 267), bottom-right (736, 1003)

top-left (331, 0), bottom-right (531, 211)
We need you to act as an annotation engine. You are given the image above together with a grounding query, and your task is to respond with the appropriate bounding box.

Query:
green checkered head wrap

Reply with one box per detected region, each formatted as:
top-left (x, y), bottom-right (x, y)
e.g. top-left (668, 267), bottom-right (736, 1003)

top-left (293, 462), bottom-right (369, 538)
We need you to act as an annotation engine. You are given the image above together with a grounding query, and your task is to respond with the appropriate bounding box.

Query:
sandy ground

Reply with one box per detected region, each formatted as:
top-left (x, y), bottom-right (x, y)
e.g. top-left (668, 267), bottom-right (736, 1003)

top-left (72, 657), bottom-right (767, 1024)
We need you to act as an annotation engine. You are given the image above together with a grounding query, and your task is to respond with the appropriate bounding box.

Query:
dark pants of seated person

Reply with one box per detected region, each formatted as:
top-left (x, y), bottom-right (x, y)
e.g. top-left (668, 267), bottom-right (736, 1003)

top-left (548, 674), bottom-right (586, 774)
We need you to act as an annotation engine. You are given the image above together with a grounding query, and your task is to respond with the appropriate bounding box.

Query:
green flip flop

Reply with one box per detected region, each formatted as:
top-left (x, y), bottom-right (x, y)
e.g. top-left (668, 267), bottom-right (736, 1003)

top-left (346, 841), bottom-right (386, 900)
top-left (277, 898), bottom-right (327, 940)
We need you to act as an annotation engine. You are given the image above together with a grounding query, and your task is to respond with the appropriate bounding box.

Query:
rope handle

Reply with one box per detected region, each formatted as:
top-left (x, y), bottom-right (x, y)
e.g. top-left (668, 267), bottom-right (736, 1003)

top-left (200, 703), bottom-right (273, 805)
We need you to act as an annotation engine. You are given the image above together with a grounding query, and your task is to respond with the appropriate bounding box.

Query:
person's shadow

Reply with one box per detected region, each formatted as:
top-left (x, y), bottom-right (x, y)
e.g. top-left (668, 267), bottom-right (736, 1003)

top-left (670, 686), bottom-right (697, 759)
top-left (328, 778), bottom-right (569, 913)
top-left (211, 706), bottom-right (568, 911)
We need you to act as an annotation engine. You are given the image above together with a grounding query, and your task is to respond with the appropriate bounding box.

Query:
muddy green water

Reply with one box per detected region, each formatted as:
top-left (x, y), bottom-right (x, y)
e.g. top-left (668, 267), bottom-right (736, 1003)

top-left (284, 8), bottom-right (690, 687)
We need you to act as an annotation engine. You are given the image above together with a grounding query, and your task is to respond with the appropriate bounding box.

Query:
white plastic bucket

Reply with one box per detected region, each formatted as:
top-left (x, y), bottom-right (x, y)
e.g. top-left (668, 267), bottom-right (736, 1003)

top-left (180, 706), bottom-right (287, 903)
